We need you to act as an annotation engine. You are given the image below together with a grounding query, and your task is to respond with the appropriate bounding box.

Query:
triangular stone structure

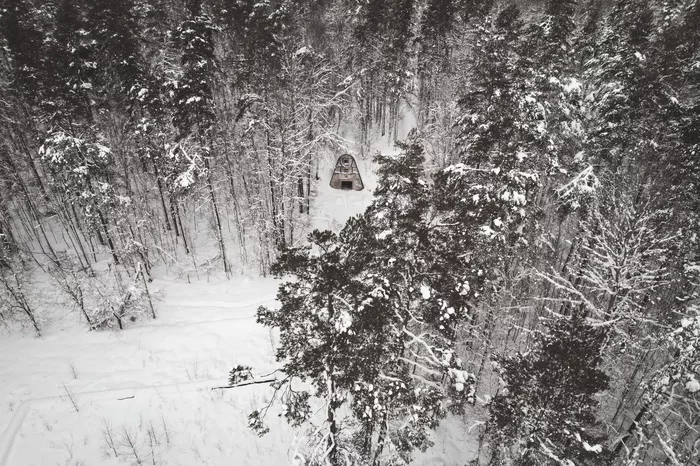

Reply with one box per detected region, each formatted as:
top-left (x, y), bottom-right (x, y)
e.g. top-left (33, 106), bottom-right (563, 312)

top-left (330, 154), bottom-right (364, 191)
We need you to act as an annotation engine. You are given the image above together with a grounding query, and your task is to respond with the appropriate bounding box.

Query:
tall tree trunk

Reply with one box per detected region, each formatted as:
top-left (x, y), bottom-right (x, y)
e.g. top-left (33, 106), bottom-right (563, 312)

top-left (153, 163), bottom-right (172, 232)
top-left (372, 411), bottom-right (389, 466)
top-left (96, 207), bottom-right (119, 265)
top-left (204, 156), bottom-right (230, 277)
top-left (297, 176), bottom-right (305, 214)
top-left (174, 202), bottom-right (189, 254)
top-left (325, 370), bottom-right (339, 466)
top-left (613, 400), bottom-right (651, 458)
top-left (221, 133), bottom-right (247, 264)
top-left (13, 128), bottom-right (51, 204)
top-left (170, 195), bottom-right (181, 238)
top-left (265, 132), bottom-right (284, 250)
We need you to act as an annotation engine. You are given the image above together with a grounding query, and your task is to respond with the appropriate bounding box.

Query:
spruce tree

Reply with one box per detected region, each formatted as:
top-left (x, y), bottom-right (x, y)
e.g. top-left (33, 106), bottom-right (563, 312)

top-left (42, 0), bottom-right (97, 123)
top-left (442, 4), bottom-right (544, 295)
top-left (214, 0), bottom-right (291, 91)
top-left (528, 0), bottom-right (578, 75)
top-left (587, 0), bottom-right (665, 174)
top-left (455, 4), bottom-right (542, 171)
top-left (488, 312), bottom-right (611, 465)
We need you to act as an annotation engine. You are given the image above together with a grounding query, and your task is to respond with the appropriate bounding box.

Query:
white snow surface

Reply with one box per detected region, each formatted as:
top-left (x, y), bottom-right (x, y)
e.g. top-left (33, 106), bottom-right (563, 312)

top-left (0, 277), bottom-right (296, 466)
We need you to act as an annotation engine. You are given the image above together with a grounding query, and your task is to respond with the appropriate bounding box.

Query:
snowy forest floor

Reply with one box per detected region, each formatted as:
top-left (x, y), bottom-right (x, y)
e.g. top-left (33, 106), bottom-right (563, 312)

top-left (0, 110), bottom-right (477, 465)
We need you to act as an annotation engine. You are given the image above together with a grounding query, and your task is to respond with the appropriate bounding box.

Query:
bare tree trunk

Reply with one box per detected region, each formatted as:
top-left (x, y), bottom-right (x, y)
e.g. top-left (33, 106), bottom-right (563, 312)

top-left (372, 412), bottom-right (389, 466)
top-left (138, 262), bottom-right (156, 319)
top-left (265, 132), bottom-right (284, 250)
top-left (174, 201), bottom-right (189, 254)
top-left (1, 271), bottom-right (41, 336)
top-left (297, 176), bottom-right (305, 214)
top-left (325, 371), bottom-right (340, 466)
top-left (57, 207), bottom-right (89, 271)
top-left (204, 156), bottom-right (230, 277)
top-left (97, 207), bottom-right (120, 266)
top-left (153, 163), bottom-right (172, 232)
top-left (221, 135), bottom-right (247, 264)
top-left (12, 128), bottom-right (51, 203)
top-left (613, 401), bottom-right (651, 458)
top-left (304, 108), bottom-right (313, 215)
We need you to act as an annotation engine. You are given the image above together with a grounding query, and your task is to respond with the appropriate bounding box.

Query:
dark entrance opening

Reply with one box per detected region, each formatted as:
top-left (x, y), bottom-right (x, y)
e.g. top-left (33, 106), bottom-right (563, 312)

top-left (340, 181), bottom-right (353, 190)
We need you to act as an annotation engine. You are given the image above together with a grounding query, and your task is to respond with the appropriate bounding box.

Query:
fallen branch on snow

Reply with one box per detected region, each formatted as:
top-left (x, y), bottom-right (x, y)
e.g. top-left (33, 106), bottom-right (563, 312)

top-left (211, 370), bottom-right (282, 390)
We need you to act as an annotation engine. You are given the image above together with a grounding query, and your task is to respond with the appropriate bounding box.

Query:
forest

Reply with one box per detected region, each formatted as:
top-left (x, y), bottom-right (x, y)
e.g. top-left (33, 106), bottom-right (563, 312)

top-left (0, 0), bottom-right (699, 464)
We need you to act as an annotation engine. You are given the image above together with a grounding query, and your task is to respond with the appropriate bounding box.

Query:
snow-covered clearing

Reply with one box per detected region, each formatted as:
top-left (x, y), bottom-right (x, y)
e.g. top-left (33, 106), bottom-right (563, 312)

top-left (308, 109), bottom-right (415, 234)
top-left (0, 106), bottom-right (475, 465)
top-left (0, 278), bottom-right (297, 465)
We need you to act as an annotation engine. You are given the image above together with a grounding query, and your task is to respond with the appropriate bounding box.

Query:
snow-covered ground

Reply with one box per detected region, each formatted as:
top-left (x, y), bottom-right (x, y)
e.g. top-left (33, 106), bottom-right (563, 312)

top-left (0, 107), bottom-right (477, 465)
top-left (0, 277), bottom-right (296, 465)
top-left (308, 107), bottom-right (415, 234)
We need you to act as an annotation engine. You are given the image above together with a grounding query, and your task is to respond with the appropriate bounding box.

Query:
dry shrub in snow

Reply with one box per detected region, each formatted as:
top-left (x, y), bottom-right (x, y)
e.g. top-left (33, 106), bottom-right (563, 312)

top-left (0, 252), bottom-right (43, 336)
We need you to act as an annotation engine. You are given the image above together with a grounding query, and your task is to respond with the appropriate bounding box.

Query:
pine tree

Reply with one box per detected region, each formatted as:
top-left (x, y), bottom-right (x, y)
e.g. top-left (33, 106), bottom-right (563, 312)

top-left (587, 0), bottom-right (667, 174)
top-left (456, 4), bottom-right (543, 171)
top-left (417, 0), bottom-right (493, 74)
top-left (527, 0), bottom-right (578, 75)
top-left (38, 127), bottom-right (121, 266)
top-left (442, 4), bottom-right (544, 297)
top-left (38, 0), bottom-right (125, 265)
top-left (254, 228), bottom-right (388, 465)
top-left (350, 0), bottom-right (417, 142)
top-left (214, 0), bottom-right (291, 91)
top-left (173, 0), bottom-right (216, 139)
top-left (488, 312), bottom-right (611, 465)
top-left (419, 0), bottom-right (459, 48)
top-left (353, 136), bottom-right (477, 464)
top-left (522, 0), bottom-right (592, 218)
